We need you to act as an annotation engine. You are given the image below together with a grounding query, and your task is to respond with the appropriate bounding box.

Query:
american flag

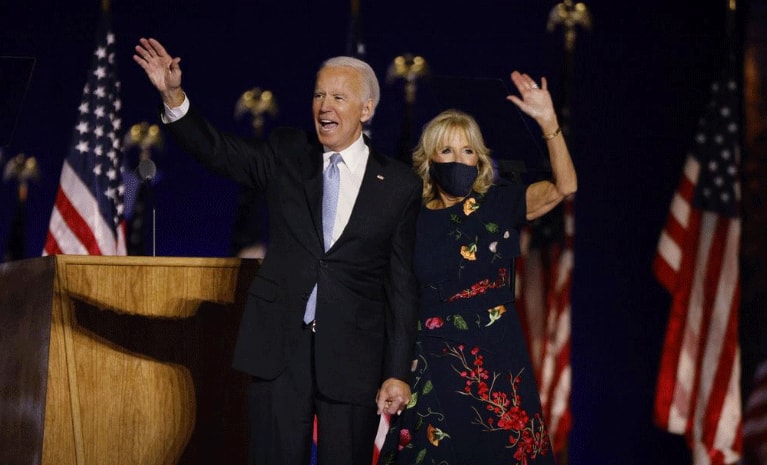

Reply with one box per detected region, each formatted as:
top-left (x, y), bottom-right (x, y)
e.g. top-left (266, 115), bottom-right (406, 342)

top-left (515, 197), bottom-right (574, 454)
top-left (653, 75), bottom-right (742, 464)
top-left (42, 12), bottom-right (126, 256)
top-left (372, 413), bottom-right (391, 464)
top-left (743, 358), bottom-right (767, 464)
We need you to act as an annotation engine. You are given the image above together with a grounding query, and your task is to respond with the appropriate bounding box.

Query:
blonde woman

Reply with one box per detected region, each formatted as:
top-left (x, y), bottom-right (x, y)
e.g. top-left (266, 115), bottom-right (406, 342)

top-left (381, 71), bottom-right (576, 465)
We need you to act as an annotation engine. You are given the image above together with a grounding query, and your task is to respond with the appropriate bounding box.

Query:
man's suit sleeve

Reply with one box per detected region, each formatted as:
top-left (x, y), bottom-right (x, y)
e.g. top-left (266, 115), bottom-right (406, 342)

top-left (163, 105), bottom-right (282, 189)
top-left (383, 179), bottom-right (422, 382)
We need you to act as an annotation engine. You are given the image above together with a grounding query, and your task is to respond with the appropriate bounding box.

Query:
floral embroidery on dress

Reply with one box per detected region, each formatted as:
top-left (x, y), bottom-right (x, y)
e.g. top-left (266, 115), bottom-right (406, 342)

top-left (380, 349), bottom-right (453, 465)
top-left (443, 344), bottom-right (551, 464)
top-left (423, 307), bottom-right (506, 331)
top-left (447, 314), bottom-right (469, 330)
top-left (425, 317), bottom-right (445, 329)
top-left (427, 424), bottom-right (451, 446)
top-left (447, 268), bottom-right (508, 302)
top-left (463, 197), bottom-right (479, 216)
top-left (448, 195), bottom-right (507, 276)
top-left (489, 241), bottom-right (502, 262)
top-left (421, 314), bottom-right (470, 331)
top-left (486, 305), bottom-right (507, 327)
top-left (460, 238), bottom-right (478, 261)
top-left (397, 428), bottom-right (413, 451)
top-left (420, 269), bottom-right (511, 332)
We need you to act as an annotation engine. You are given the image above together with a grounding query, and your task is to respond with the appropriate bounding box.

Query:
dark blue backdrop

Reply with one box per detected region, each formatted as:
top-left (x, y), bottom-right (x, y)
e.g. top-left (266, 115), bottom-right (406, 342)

top-left (0, 0), bottom-right (735, 463)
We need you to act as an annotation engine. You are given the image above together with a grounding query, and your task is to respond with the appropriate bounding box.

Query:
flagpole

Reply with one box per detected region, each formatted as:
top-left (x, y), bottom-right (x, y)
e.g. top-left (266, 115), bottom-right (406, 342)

top-left (736, 0), bottom-right (767, 455)
top-left (124, 122), bottom-right (163, 256)
top-left (542, 2), bottom-right (591, 462)
top-left (229, 88), bottom-right (277, 258)
top-left (546, 0), bottom-right (592, 137)
top-left (2, 153), bottom-right (39, 261)
top-left (386, 54), bottom-right (429, 164)
top-left (346, 0), bottom-right (364, 57)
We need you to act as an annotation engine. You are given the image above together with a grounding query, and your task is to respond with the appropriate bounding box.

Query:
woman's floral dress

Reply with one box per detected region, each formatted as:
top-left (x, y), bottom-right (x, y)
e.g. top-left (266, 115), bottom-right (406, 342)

top-left (380, 181), bottom-right (554, 465)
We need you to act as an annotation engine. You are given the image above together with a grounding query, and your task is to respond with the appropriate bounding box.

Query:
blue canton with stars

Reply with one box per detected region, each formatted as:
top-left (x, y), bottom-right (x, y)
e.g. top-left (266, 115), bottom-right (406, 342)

top-left (690, 77), bottom-right (740, 218)
top-left (66, 14), bottom-right (125, 234)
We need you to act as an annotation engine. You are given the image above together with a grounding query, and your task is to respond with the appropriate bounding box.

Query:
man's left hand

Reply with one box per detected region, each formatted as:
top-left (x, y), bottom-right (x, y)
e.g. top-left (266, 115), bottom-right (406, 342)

top-left (376, 378), bottom-right (411, 415)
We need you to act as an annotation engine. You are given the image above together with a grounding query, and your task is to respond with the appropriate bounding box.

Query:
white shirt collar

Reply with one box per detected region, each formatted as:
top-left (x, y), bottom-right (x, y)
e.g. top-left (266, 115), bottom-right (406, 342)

top-left (323, 133), bottom-right (368, 173)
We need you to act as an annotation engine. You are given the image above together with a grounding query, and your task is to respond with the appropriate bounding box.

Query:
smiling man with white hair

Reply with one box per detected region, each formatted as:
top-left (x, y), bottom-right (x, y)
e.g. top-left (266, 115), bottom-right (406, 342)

top-left (134, 37), bottom-right (421, 465)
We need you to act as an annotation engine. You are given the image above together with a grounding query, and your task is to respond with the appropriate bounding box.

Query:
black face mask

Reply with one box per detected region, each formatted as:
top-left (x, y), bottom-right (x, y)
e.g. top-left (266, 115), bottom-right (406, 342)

top-left (429, 161), bottom-right (478, 198)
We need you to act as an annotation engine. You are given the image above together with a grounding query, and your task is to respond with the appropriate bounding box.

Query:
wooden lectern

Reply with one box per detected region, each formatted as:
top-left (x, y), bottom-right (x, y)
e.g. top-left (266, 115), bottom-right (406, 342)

top-left (0, 255), bottom-right (259, 465)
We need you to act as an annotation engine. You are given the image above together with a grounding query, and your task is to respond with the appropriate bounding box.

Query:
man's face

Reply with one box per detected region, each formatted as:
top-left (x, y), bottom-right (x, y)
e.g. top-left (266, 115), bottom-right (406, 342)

top-left (312, 66), bottom-right (372, 153)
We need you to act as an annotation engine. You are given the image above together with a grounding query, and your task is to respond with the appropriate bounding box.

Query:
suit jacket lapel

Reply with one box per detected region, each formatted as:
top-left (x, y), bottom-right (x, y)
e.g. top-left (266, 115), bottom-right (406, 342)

top-left (302, 141), bottom-right (325, 251)
top-left (330, 149), bottom-right (389, 251)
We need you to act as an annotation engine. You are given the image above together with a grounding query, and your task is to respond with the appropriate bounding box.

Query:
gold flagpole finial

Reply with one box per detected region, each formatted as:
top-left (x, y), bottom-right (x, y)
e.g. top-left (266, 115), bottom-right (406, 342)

top-left (235, 88), bottom-right (279, 139)
top-left (3, 153), bottom-right (40, 202)
top-left (547, 0), bottom-right (592, 52)
top-left (101, 0), bottom-right (111, 13)
top-left (386, 54), bottom-right (430, 104)
top-left (124, 122), bottom-right (164, 161)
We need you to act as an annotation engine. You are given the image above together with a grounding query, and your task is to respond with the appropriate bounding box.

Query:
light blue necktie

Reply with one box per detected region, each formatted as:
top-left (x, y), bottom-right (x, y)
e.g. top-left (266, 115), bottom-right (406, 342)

top-left (303, 153), bottom-right (342, 324)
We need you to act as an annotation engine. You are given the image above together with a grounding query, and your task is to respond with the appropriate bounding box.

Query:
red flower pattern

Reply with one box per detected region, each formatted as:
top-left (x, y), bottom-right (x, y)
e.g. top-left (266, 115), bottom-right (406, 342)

top-left (424, 317), bottom-right (445, 329)
top-left (398, 428), bottom-right (412, 451)
top-left (447, 268), bottom-right (508, 302)
top-left (445, 344), bottom-right (550, 463)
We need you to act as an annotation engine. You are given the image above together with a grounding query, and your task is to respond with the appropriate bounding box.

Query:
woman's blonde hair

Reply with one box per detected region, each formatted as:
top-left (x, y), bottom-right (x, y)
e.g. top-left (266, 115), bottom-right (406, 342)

top-left (412, 109), bottom-right (495, 204)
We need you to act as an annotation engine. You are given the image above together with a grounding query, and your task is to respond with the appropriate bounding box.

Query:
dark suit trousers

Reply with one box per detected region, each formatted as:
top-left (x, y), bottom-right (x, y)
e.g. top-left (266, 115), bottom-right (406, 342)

top-left (247, 323), bottom-right (380, 465)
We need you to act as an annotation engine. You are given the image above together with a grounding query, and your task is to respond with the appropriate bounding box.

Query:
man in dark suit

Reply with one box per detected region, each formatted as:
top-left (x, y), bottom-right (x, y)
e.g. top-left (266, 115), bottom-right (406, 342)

top-left (133, 38), bottom-right (420, 465)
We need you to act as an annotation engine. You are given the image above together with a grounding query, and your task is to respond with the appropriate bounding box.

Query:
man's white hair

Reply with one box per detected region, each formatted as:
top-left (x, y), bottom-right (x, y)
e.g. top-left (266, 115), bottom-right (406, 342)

top-left (321, 56), bottom-right (380, 118)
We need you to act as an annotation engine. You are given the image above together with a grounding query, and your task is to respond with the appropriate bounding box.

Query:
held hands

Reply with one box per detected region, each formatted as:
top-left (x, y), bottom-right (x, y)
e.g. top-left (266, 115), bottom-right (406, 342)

top-left (376, 377), bottom-right (411, 416)
top-left (133, 38), bottom-right (184, 107)
top-left (507, 71), bottom-right (558, 133)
